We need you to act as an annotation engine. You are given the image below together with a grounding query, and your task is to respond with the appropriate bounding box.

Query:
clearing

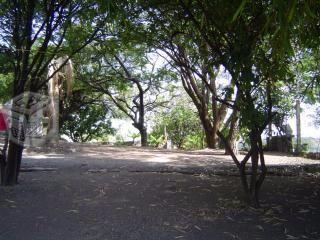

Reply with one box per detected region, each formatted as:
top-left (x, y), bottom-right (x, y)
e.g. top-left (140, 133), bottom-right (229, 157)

top-left (0, 144), bottom-right (319, 240)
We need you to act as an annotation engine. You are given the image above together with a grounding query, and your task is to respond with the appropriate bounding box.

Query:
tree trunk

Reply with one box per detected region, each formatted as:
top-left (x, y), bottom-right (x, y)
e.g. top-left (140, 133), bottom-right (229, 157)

top-left (46, 96), bottom-right (59, 145)
top-left (225, 134), bottom-right (238, 155)
top-left (295, 99), bottom-right (301, 154)
top-left (267, 122), bottom-right (272, 150)
top-left (218, 128), bottom-right (267, 208)
top-left (248, 135), bottom-right (260, 206)
top-left (224, 113), bottom-right (238, 155)
top-left (4, 141), bottom-right (24, 185)
top-left (140, 127), bottom-right (148, 147)
top-left (241, 131), bottom-right (267, 208)
top-left (0, 154), bottom-right (6, 185)
top-left (3, 94), bottom-right (30, 185)
top-left (0, 133), bottom-right (8, 185)
top-left (204, 128), bottom-right (217, 149)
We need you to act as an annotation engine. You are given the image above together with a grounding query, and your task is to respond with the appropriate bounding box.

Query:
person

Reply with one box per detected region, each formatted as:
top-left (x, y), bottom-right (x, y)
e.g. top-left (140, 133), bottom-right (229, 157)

top-left (0, 105), bottom-right (9, 180)
top-left (0, 107), bottom-right (8, 132)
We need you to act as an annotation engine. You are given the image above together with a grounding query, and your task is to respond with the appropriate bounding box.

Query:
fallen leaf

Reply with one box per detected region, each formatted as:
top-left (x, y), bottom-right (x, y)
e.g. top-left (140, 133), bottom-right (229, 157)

top-left (256, 225), bottom-right (264, 231)
top-left (67, 209), bottom-right (79, 213)
top-left (223, 232), bottom-right (237, 239)
top-left (194, 225), bottom-right (202, 231)
top-left (298, 209), bottom-right (310, 213)
top-left (286, 235), bottom-right (299, 240)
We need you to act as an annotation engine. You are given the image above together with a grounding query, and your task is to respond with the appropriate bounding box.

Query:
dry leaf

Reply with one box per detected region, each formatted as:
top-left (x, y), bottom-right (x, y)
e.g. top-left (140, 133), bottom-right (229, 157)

top-left (194, 225), bottom-right (202, 231)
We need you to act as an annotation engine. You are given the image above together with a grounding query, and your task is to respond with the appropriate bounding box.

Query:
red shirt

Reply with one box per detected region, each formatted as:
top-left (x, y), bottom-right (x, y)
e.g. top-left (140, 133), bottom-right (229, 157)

top-left (0, 110), bottom-right (8, 131)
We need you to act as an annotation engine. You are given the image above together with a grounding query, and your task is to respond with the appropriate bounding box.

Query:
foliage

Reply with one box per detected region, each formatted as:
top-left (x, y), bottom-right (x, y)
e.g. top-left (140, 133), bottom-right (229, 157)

top-left (151, 104), bottom-right (203, 149)
top-left (148, 133), bottom-right (164, 147)
top-left (0, 73), bottom-right (13, 104)
top-left (61, 103), bottom-right (114, 143)
top-left (183, 134), bottom-right (204, 150)
top-left (134, 1), bottom-right (237, 149)
top-left (312, 107), bottom-right (320, 127)
top-left (76, 38), bottom-right (177, 146)
top-left (0, 0), bottom-right (114, 185)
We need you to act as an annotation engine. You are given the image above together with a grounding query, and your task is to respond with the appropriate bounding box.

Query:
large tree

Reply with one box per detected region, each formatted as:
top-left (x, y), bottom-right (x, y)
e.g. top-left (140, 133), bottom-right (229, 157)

top-left (0, 0), bottom-right (112, 185)
top-left (77, 42), bottom-right (175, 146)
top-left (134, 2), bottom-right (239, 150)
top-left (175, 0), bottom-right (299, 206)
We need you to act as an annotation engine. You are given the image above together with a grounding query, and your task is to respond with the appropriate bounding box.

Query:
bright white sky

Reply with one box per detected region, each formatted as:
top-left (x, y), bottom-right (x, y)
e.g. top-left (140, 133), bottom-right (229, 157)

top-left (288, 103), bottom-right (319, 138)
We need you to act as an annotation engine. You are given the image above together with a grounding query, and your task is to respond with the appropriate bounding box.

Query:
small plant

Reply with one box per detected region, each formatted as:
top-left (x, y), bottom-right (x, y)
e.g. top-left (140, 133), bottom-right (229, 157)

top-left (148, 134), bottom-right (164, 147)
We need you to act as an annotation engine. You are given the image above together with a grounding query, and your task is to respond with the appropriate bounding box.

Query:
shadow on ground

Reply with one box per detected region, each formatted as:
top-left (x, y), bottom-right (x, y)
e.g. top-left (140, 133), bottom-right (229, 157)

top-left (0, 145), bottom-right (319, 240)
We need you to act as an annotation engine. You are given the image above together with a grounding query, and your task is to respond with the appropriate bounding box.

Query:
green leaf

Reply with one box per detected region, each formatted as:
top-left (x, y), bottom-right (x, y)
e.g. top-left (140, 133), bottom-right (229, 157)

top-left (232, 0), bottom-right (247, 22)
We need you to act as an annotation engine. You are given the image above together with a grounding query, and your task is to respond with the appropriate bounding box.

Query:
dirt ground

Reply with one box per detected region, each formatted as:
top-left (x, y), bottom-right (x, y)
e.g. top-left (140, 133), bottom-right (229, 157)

top-left (0, 144), bottom-right (320, 240)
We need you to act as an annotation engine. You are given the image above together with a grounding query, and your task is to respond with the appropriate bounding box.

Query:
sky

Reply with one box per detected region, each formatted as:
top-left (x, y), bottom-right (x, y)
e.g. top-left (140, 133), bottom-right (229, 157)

top-left (288, 103), bottom-right (319, 139)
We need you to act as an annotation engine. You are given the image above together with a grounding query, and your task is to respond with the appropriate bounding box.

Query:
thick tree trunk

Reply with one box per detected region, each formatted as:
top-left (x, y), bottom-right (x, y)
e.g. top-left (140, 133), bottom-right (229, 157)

top-left (4, 141), bottom-right (24, 185)
top-left (3, 94), bottom-right (30, 185)
top-left (204, 129), bottom-right (217, 149)
top-left (140, 127), bottom-right (148, 147)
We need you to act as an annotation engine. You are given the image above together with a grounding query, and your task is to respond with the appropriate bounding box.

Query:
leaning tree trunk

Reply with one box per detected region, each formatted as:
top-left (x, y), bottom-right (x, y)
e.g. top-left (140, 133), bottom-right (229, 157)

top-left (224, 112), bottom-right (239, 155)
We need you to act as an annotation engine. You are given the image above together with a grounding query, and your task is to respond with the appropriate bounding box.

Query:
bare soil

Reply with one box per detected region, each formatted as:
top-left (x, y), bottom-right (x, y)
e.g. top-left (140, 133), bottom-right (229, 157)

top-left (0, 144), bottom-right (319, 240)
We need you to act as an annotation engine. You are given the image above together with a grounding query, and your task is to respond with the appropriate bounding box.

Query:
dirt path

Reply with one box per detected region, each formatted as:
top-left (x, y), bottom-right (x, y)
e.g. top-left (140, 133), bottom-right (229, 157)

top-left (0, 145), bottom-right (319, 240)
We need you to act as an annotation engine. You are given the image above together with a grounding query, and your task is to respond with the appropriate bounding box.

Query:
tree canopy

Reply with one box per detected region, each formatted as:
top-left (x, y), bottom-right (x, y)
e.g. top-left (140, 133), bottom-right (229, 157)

top-left (0, 0), bottom-right (319, 207)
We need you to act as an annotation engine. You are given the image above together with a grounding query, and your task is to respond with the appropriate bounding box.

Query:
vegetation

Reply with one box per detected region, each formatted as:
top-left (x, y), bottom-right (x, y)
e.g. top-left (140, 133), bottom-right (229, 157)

top-left (61, 101), bottom-right (114, 143)
top-left (151, 102), bottom-right (203, 149)
top-left (0, 0), bottom-right (319, 208)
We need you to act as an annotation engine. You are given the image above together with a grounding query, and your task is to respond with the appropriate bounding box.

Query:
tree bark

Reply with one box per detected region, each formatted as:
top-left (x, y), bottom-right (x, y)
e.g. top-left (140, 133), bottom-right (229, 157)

top-left (218, 129), bottom-right (267, 208)
top-left (0, 153), bottom-right (6, 185)
top-left (224, 112), bottom-right (239, 155)
top-left (295, 99), bottom-right (301, 154)
top-left (204, 128), bottom-right (217, 149)
top-left (4, 141), bottom-right (24, 185)
top-left (0, 132), bottom-right (8, 185)
top-left (242, 131), bottom-right (267, 208)
top-left (140, 127), bottom-right (148, 147)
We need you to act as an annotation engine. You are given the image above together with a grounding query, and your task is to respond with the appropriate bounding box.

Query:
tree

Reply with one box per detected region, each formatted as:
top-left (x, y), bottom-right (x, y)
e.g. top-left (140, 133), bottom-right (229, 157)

top-left (290, 50), bottom-right (320, 153)
top-left (0, 50), bottom-right (13, 103)
top-left (136, 2), bottom-right (239, 150)
top-left (176, 0), bottom-right (299, 206)
top-left (0, 0), bottom-right (112, 185)
top-left (78, 42), bottom-right (175, 147)
top-left (152, 99), bottom-right (203, 149)
top-left (313, 107), bottom-right (320, 127)
top-left (0, 73), bottom-right (13, 104)
top-left (61, 101), bottom-right (114, 142)
top-left (58, 68), bottom-right (115, 143)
